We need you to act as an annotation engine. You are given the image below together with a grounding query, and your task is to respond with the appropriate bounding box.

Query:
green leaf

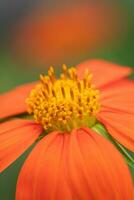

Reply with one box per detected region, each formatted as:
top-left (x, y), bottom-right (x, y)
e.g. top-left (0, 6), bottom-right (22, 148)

top-left (92, 123), bottom-right (134, 168)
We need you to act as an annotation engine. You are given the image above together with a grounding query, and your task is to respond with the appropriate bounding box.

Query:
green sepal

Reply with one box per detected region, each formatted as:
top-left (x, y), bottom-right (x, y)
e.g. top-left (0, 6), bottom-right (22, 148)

top-left (0, 113), bottom-right (30, 123)
top-left (92, 123), bottom-right (134, 168)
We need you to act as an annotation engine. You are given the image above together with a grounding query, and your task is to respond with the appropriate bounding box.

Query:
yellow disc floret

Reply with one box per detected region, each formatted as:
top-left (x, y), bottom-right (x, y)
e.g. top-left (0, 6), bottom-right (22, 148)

top-left (26, 65), bottom-right (100, 132)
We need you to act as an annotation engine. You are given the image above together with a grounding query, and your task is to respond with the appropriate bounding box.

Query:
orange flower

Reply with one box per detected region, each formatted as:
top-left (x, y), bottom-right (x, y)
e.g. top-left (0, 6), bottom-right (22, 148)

top-left (0, 60), bottom-right (134, 199)
top-left (12, 4), bottom-right (123, 65)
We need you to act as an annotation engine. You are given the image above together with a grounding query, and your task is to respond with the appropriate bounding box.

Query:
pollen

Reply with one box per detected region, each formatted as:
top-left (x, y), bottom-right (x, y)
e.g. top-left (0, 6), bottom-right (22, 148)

top-left (26, 65), bottom-right (100, 132)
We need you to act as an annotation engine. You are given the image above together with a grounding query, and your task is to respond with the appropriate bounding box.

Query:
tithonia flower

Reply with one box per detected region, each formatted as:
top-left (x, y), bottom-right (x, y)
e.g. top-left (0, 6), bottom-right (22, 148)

top-left (12, 3), bottom-right (123, 65)
top-left (0, 60), bottom-right (134, 199)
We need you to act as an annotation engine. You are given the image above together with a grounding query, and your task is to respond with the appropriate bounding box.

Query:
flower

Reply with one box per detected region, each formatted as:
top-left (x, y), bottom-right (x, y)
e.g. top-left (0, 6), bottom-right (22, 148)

top-left (0, 60), bottom-right (134, 199)
top-left (12, 3), bottom-right (123, 65)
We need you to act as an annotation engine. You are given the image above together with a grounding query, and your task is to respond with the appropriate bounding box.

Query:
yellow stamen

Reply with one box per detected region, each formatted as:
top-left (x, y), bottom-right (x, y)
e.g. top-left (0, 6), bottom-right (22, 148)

top-left (70, 88), bottom-right (74, 100)
top-left (61, 86), bottom-right (66, 98)
top-left (26, 65), bottom-right (100, 132)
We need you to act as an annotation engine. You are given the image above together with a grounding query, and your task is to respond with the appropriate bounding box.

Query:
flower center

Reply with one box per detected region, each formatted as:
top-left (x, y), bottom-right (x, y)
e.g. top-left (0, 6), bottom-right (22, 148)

top-left (26, 65), bottom-right (100, 132)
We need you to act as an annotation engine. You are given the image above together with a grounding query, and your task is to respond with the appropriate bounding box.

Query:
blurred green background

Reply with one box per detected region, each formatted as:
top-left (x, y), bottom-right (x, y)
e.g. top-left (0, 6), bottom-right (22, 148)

top-left (0, 0), bottom-right (134, 199)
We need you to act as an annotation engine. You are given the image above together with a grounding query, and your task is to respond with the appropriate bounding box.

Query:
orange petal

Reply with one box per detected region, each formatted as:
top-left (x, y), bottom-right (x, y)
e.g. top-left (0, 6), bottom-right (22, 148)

top-left (16, 131), bottom-right (72, 200)
top-left (16, 128), bottom-right (133, 200)
top-left (0, 82), bottom-right (38, 119)
top-left (0, 119), bottom-right (42, 172)
top-left (98, 111), bottom-right (134, 151)
top-left (100, 79), bottom-right (134, 114)
top-left (101, 79), bottom-right (134, 91)
top-left (77, 60), bottom-right (132, 88)
top-left (67, 128), bottom-right (133, 199)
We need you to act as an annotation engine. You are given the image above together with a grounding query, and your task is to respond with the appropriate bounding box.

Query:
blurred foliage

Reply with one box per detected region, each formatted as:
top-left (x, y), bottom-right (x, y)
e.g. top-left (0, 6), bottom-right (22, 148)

top-left (0, 37), bottom-right (134, 94)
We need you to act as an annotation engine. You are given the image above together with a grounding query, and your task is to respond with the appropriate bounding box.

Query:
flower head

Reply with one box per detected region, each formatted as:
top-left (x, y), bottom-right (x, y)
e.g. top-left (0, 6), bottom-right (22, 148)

top-left (27, 65), bottom-right (100, 131)
top-left (0, 60), bottom-right (134, 199)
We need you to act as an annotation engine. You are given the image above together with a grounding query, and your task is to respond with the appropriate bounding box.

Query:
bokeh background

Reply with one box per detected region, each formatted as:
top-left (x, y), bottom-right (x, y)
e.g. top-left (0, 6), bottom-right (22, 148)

top-left (0, 0), bottom-right (134, 199)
